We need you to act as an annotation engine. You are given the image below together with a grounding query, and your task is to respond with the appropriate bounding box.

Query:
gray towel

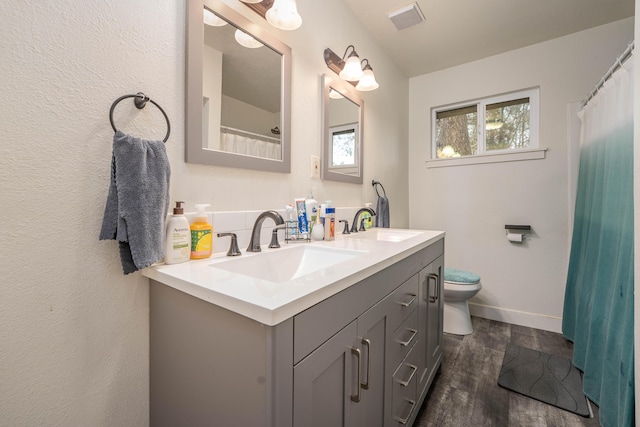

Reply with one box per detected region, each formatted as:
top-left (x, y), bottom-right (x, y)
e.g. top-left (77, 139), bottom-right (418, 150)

top-left (100, 131), bottom-right (171, 274)
top-left (375, 195), bottom-right (390, 228)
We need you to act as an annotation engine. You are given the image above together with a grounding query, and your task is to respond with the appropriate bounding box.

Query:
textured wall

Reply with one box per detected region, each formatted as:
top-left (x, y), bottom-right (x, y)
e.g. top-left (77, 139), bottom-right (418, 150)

top-left (408, 18), bottom-right (634, 332)
top-left (0, 0), bottom-right (408, 425)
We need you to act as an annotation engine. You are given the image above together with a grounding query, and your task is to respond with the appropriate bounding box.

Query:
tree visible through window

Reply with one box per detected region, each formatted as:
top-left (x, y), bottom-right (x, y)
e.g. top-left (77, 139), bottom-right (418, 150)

top-left (433, 89), bottom-right (538, 159)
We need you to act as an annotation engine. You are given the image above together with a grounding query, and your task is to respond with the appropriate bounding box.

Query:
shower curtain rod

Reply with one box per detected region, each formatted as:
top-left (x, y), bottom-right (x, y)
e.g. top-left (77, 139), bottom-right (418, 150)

top-left (581, 41), bottom-right (634, 108)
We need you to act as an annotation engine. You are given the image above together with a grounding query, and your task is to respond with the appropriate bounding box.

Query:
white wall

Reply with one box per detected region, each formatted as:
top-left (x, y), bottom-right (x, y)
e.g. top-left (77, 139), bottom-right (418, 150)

top-left (0, 0), bottom-right (408, 425)
top-left (409, 17), bottom-right (634, 332)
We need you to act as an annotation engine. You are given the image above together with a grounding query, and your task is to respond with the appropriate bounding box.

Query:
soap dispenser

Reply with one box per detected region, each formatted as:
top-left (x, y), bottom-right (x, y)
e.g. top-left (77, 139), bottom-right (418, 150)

top-left (165, 201), bottom-right (191, 264)
top-left (190, 204), bottom-right (213, 259)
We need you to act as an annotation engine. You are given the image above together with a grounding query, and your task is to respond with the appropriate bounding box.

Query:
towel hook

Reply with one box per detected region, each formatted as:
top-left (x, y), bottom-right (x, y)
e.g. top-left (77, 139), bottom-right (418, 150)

top-left (109, 92), bottom-right (171, 142)
top-left (372, 180), bottom-right (387, 198)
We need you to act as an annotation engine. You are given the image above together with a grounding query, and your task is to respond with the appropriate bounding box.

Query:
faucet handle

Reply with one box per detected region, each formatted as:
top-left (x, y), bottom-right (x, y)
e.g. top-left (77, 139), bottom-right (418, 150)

top-left (339, 220), bottom-right (351, 234)
top-left (217, 233), bottom-right (241, 256)
top-left (359, 218), bottom-right (366, 232)
top-left (270, 224), bottom-right (286, 249)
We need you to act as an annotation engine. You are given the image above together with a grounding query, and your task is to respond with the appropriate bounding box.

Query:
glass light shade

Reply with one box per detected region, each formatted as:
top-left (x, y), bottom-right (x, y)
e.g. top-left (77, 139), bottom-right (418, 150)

top-left (356, 68), bottom-right (379, 91)
top-left (239, 0), bottom-right (263, 3)
top-left (203, 8), bottom-right (227, 26)
top-left (485, 119), bottom-right (504, 130)
top-left (339, 54), bottom-right (364, 81)
top-left (234, 29), bottom-right (263, 49)
top-left (266, 0), bottom-right (302, 31)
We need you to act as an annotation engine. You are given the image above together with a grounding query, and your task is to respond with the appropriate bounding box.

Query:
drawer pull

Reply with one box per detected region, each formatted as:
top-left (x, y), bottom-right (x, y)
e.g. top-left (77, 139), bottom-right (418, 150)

top-left (397, 328), bottom-right (417, 347)
top-left (395, 363), bottom-right (417, 387)
top-left (397, 293), bottom-right (417, 308)
top-left (351, 347), bottom-right (361, 403)
top-left (428, 273), bottom-right (439, 303)
top-left (394, 398), bottom-right (417, 425)
top-left (361, 338), bottom-right (371, 390)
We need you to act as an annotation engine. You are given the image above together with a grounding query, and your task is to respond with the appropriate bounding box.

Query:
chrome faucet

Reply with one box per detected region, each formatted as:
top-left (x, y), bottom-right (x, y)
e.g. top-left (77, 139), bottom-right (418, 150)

top-left (247, 210), bottom-right (285, 252)
top-left (350, 207), bottom-right (376, 233)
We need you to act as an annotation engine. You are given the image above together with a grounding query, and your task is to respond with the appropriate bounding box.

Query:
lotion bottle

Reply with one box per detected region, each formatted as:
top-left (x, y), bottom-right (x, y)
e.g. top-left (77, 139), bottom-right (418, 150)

top-left (190, 204), bottom-right (213, 259)
top-left (165, 201), bottom-right (191, 264)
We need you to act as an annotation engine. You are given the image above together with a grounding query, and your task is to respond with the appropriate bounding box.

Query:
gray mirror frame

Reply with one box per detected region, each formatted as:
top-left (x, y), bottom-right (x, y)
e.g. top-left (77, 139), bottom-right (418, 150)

top-left (186, 0), bottom-right (292, 173)
top-left (321, 74), bottom-right (364, 184)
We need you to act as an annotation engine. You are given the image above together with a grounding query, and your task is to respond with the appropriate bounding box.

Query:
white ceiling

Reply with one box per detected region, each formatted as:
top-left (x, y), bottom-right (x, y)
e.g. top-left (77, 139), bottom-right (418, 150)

top-left (342, 0), bottom-right (635, 77)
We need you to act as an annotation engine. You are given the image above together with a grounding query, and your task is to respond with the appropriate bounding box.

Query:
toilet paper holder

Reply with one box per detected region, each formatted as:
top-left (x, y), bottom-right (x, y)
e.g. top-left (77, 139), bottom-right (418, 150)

top-left (504, 225), bottom-right (531, 242)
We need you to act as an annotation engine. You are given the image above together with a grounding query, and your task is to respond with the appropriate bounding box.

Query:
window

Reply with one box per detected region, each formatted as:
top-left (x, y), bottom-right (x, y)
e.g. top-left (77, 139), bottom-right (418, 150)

top-left (432, 88), bottom-right (539, 160)
top-left (330, 123), bottom-right (358, 168)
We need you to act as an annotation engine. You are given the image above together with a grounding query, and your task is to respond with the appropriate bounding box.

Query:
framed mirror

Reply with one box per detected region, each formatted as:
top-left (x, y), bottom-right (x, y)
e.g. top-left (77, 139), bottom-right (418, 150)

top-left (321, 74), bottom-right (364, 184)
top-left (186, 0), bottom-right (291, 173)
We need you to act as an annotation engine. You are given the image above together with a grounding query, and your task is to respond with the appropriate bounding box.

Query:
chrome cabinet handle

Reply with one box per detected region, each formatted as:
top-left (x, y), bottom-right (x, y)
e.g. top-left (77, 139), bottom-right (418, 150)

top-left (398, 293), bottom-right (417, 307)
top-left (395, 363), bottom-right (417, 387)
top-left (394, 398), bottom-right (417, 425)
top-left (351, 347), bottom-right (361, 402)
top-left (397, 328), bottom-right (418, 347)
top-left (428, 273), bottom-right (439, 303)
top-left (361, 338), bottom-right (371, 390)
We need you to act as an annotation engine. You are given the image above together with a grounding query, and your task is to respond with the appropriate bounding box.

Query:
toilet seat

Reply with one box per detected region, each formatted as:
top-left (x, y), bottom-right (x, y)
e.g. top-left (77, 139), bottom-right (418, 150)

top-left (443, 268), bottom-right (481, 335)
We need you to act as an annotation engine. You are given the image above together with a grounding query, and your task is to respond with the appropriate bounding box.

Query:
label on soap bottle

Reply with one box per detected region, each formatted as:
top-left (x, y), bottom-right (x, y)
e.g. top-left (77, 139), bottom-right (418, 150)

top-left (191, 229), bottom-right (212, 258)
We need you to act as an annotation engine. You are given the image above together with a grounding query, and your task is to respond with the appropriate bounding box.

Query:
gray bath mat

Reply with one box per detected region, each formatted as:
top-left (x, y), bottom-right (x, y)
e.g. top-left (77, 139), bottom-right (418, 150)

top-left (498, 343), bottom-right (590, 416)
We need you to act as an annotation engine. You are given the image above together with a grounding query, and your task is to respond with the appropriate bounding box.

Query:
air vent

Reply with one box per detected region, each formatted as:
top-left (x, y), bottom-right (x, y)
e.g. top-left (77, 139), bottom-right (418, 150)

top-left (388, 3), bottom-right (425, 31)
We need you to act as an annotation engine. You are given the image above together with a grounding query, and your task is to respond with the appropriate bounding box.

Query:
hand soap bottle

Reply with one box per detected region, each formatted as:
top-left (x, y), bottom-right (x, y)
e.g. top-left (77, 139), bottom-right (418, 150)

top-left (190, 204), bottom-right (213, 259)
top-left (165, 201), bottom-right (191, 264)
top-left (363, 202), bottom-right (374, 229)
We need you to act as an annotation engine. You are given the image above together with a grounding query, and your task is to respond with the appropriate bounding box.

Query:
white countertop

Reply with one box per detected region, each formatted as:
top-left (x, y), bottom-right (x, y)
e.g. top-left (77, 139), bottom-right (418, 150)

top-left (143, 228), bottom-right (445, 326)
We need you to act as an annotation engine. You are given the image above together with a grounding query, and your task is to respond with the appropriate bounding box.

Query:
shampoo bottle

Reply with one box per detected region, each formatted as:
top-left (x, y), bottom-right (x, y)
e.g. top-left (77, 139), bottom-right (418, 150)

top-left (190, 204), bottom-right (213, 259)
top-left (165, 201), bottom-right (191, 264)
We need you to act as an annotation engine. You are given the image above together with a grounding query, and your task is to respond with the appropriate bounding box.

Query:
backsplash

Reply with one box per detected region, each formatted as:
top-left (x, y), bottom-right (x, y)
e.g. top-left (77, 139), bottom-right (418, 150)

top-left (183, 207), bottom-right (362, 254)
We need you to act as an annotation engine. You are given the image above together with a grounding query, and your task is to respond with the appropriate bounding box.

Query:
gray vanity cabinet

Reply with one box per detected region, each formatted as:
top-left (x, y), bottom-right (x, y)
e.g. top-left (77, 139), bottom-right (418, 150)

top-left (149, 238), bottom-right (444, 427)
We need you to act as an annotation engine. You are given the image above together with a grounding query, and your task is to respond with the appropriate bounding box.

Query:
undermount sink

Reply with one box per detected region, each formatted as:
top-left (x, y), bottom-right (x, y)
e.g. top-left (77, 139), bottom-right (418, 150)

top-left (210, 245), bottom-right (366, 283)
top-left (347, 228), bottom-right (423, 242)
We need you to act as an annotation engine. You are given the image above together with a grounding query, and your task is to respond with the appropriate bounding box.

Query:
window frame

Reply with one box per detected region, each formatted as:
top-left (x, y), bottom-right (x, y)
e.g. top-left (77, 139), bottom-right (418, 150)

top-left (431, 88), bottom-right (540, 161)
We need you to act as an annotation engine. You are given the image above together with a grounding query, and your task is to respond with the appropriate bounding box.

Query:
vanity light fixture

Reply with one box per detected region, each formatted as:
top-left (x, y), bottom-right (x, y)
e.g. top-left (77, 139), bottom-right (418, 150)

top-left (242, 0), bottom-right (302, 31)
top-left (324, 46), bottom-right (380, 91)
top-left (234, 29), bottom-right (264, 48)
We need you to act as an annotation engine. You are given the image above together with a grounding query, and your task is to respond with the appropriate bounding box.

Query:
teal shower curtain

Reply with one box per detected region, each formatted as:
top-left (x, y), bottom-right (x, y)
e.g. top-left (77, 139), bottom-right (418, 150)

top-left (562, 54), bottom-right (634, 427)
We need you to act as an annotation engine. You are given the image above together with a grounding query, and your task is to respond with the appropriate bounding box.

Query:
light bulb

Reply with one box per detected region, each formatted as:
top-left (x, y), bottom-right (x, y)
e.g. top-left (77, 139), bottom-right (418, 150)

top-left (266, 0), bottom-right (302, 31)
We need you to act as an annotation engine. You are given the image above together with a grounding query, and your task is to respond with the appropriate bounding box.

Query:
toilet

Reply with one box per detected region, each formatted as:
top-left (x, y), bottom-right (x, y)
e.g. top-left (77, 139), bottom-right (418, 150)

top-left (443, 268), bottom-right (482, 335)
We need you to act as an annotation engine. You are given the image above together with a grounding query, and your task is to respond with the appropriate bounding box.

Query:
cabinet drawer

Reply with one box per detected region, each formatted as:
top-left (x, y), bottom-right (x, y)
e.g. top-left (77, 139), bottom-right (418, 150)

top-left (387, 274), bottom-right (419, 332)
top-left (388, 308), bottom-right (418, 370)
top-left (392, 346), bottom-right (418, 426)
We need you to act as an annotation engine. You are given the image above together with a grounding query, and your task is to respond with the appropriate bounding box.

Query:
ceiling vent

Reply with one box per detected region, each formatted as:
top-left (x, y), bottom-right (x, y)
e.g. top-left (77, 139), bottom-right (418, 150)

top-left (388, 3), bottom-right (425, 31)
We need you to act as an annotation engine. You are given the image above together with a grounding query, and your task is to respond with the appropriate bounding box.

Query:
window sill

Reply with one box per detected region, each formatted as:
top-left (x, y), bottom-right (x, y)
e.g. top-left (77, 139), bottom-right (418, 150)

top-left (425, 148), bottom-right (547, 168)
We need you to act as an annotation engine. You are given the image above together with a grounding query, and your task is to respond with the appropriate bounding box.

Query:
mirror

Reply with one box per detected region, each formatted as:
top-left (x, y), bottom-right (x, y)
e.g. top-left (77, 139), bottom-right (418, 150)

top-left (186, 0), bottom-right (291, 173)
top-left (321, 74), bottom-right (364, 184)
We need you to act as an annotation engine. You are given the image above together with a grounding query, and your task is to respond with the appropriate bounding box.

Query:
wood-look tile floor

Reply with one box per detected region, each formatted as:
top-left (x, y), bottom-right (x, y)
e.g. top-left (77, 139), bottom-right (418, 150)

top-left (414, 317), bottom-right (600, 427)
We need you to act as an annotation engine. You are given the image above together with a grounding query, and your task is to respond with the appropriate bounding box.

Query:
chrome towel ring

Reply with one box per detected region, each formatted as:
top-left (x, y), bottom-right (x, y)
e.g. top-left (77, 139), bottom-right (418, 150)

top-left (109, 92), bottom-right (171, 142)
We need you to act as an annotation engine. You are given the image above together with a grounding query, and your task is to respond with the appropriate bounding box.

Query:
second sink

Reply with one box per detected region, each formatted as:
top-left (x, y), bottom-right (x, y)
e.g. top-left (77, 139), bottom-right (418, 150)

top-left (210, 245), bottom-right (366, 283)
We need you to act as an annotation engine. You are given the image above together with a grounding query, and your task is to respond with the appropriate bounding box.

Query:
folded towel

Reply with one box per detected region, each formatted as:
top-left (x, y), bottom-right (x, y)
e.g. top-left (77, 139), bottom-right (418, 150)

top-left (375, 195), bottom-right (390, 228)
top-left (100, 131), bottom-right (171, 274)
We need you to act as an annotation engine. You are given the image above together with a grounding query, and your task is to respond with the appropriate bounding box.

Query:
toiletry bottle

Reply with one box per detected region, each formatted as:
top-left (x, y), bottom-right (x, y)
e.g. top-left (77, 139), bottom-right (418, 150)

top-left (324, 207), bottom-right (335, 241)
top-left (190, 204), bottom-right (213, 259)
top-left (311, 214), bottom-right (324, 241)
top-left (295, 198), bottom-right (309, 239)
top-left (165, 201), bottom-right (191, 264)
top-left (363, 202), bottom-right (373, 229)
top-left (305, 188), bottom-right (318, 229)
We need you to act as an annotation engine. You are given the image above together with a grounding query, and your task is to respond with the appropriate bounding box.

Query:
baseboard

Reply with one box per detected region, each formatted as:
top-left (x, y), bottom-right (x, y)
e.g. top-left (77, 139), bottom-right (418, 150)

top-left (468, 302), bottom-right (563, 333)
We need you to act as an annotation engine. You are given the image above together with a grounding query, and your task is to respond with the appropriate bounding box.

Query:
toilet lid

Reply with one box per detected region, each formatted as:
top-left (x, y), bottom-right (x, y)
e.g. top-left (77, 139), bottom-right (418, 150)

top-left (444, 268), bottom-right (480, 284)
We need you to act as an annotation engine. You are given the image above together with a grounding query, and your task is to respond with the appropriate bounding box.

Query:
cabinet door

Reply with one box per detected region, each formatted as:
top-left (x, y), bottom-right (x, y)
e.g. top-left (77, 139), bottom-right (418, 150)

top-left (294, 321), bottom-right (360, 427)
top-left (417, 255), bottom-right (444, 396)
top-left (353, 296), bottom-right (393, 427)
